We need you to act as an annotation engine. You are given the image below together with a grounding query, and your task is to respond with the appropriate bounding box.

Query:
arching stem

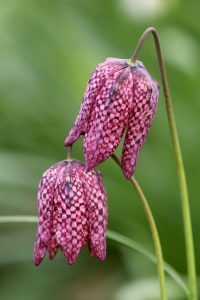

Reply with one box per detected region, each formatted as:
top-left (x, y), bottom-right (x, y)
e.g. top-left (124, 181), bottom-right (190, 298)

top-left (131, 27), bottom-right (197, 300)
top-left (111, 154), bottom-right (167, 300)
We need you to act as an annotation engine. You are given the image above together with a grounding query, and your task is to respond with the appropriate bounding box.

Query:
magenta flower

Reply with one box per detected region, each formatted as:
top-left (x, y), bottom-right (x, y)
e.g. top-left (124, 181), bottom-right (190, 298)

top-left (64, 58), bottom-right (159, 179)
top-left (33, 160), bottom-right (107, 265)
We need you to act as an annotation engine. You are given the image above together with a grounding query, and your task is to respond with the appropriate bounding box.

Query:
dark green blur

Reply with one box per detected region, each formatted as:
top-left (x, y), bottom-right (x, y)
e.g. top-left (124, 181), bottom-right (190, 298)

top-left (0, 0), bottom-right (200, 299)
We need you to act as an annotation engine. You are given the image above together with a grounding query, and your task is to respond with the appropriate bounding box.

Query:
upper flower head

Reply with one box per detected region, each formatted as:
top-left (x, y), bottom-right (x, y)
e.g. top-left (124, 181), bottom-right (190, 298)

top-left (33, 160), bottom-right (107, 265)
top-left (64, 58), bottom-right (159, 179)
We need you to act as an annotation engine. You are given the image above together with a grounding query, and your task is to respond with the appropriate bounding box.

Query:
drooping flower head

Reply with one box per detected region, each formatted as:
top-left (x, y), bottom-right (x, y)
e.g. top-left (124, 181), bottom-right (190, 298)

top-left (64, 58), bottom-right (159, 179)
top-left (34, 160), bottom-right (107, 265)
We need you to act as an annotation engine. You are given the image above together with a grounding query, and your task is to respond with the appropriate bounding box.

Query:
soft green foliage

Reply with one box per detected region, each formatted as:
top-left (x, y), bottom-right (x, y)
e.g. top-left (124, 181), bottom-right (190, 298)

top-left (0, 0), bottom-right (200, 299)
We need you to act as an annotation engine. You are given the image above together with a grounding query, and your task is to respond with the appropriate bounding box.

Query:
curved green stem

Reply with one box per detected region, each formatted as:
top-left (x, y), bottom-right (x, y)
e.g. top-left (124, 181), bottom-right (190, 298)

top-left (0, 215), bottom-right (188, 295)
top-left (131, 27), bottom-right (197, 300)
top-left (111, 154), bottom-right (167, 300)
top-left (107, 230), bottom-right (188, 296)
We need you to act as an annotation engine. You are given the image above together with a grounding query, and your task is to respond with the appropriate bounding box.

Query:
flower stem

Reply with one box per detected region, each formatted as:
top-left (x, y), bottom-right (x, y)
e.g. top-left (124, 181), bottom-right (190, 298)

top-left (107, 230), bottom-right (189, 297)
top-left (0, 215), bottom-right (38, 223)
top-left (111, 154), bottom-right (167, 300)
top-left (0, 215), bottom-right (188, 296)
top-left (131, 27), bottom-right (197, 300)
top-left (67, 145), bottom-right (73, 161)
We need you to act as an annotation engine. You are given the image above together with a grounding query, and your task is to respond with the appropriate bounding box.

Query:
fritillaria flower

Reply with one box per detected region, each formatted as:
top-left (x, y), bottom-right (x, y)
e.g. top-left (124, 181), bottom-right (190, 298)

top-left (64, 58), bottom-right (159, 179)
top-left (34, 160), bottom-right (107, 265)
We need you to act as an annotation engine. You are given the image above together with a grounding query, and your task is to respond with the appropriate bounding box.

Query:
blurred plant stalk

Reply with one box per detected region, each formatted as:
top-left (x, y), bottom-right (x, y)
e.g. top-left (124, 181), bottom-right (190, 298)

top-left (0, 214), bottom-right (188, 296)
top-left (131, 27), bottom-right (197, 300)
top-left (112, 154), bottom-right (167, 300)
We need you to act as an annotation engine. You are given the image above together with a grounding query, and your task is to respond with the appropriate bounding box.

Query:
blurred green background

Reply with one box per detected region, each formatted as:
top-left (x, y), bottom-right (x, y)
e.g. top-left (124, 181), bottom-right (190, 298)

top-left (0, 0), bottom-right (200, 299)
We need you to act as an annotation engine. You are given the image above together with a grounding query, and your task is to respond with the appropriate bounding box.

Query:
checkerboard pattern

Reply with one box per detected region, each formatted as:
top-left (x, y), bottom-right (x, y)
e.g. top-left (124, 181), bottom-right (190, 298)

top-left (64, 58), bottom-right (159, 179)
top-left (34, 160), bottom-right (107, 265)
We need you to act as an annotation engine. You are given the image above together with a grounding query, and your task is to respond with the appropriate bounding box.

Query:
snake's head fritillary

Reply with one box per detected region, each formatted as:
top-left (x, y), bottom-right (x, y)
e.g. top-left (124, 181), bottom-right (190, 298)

top-left (64, 58), bottom-right (159, 179)
top-left (33, 160), bottom-right (107, 265)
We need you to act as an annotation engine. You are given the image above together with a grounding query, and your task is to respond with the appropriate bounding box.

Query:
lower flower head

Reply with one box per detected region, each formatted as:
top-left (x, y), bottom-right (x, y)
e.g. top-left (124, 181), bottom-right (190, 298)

top-left (34, 160), bottom-right (107, 265)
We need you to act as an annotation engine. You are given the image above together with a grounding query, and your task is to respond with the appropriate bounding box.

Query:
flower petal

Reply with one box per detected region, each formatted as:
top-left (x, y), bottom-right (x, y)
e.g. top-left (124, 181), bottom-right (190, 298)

top-left (86, 172), bottom-right (108, 261)
top-left (53, 161), bottom-right (89, 264)
top-left (47, 235), bottom-right (58, 260)
top-left (84, 67), bottom-right (133, 170)
top-left (47, 162), bottom-right (68, 259)
top-left (64, 59), bottom-right (127, 146)
top-left (33, 162), bottom-right (64, 265)
top-left (121, 67), bottom-right (159, 179)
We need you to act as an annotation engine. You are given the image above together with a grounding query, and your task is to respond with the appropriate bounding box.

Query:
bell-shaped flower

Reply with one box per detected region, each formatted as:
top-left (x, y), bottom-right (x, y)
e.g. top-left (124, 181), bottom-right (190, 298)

top-left (64, 58), bottom-right (159, 179)
top-left (33, 160), bottom-right (108, 265)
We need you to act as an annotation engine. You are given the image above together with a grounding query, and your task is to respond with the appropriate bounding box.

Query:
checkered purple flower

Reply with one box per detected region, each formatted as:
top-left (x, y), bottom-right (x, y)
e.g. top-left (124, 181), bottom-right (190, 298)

top-left (33, 160), bottom-right (107, 265)
top-left (64, 58), bottom-right (159, 179)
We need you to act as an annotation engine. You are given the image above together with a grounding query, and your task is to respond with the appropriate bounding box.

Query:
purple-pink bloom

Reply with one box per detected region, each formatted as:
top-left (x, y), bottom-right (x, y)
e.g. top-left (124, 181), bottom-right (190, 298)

top-left (64, 58), bottom-right (159, 179)
top-left (33, 160), bottom-right (107, 265)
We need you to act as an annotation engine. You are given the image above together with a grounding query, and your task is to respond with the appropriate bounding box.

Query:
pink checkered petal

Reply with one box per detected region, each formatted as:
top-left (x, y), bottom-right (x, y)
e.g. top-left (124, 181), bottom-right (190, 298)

top-left (53, 162), bottom-right (89, 264)
top-left (64, 58), bottom-right (127, 146)
top-left (84, 67), bottom-right (133, 170)
top-left (121, 66), bottom-right (159, 179)
top-left (46, 162), bottom-right (67, 259)
top-left (33, 161), bottom-right (65, 265)
top-left (86, 173), bottom-right (108, 261)
top-left (47, 235), bottom-right (58, 259)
